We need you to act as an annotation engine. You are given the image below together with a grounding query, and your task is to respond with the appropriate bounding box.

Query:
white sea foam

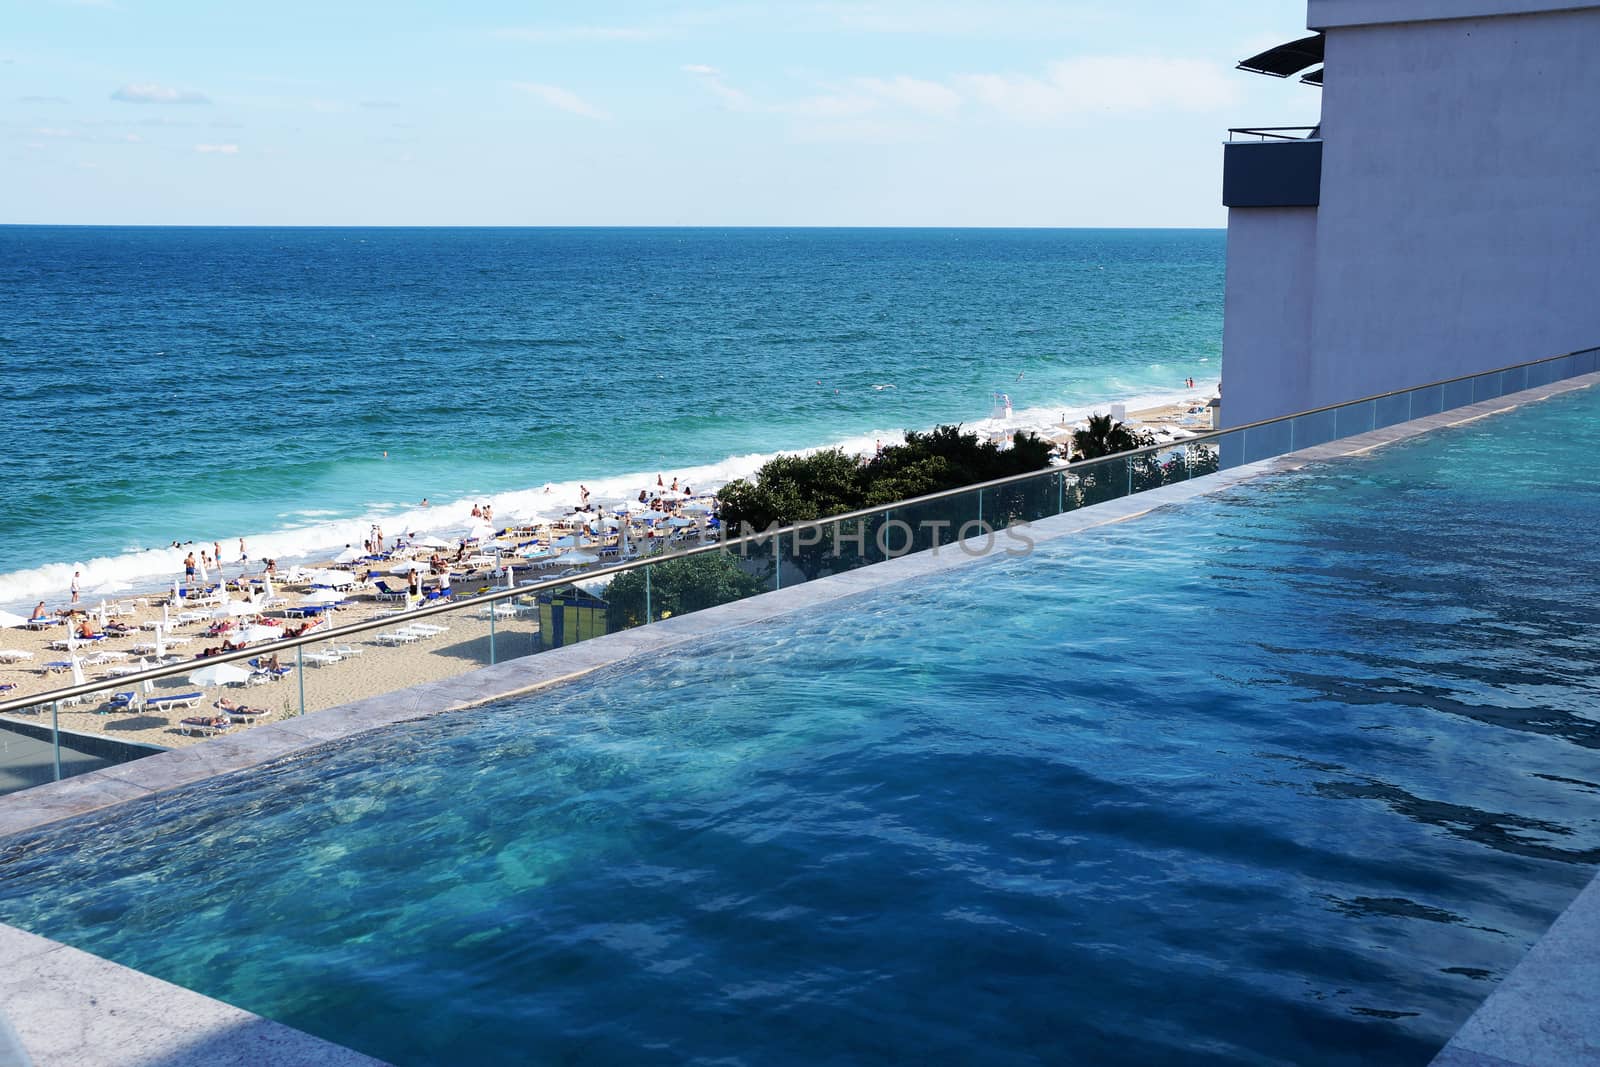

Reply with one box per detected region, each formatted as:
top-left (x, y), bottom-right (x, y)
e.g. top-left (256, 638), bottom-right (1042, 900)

top-left (0, 379), bottom-right (1216, 612)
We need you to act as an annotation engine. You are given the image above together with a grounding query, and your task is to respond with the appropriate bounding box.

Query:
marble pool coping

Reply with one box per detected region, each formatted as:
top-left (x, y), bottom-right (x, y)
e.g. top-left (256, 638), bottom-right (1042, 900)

top-left (1, 369), bottom-right (1598, 1067)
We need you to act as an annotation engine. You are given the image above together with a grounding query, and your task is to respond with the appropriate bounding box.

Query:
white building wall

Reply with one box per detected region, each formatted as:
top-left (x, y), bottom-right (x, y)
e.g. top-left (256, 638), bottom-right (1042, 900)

top-left (1221, 3), bottom-right (1600, 426)
top-left (1221, 207), bottom-right (1318, 424)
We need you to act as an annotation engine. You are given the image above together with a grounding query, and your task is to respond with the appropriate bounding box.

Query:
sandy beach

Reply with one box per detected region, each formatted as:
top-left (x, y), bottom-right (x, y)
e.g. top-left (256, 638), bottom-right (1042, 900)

top-left (0, 392), bottom-right (1217, 752)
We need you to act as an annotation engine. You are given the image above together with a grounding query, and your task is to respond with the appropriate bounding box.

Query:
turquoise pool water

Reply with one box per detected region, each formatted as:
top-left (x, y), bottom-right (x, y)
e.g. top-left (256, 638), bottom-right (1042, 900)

top-left (3, 389), bottom-right (1600, 1065)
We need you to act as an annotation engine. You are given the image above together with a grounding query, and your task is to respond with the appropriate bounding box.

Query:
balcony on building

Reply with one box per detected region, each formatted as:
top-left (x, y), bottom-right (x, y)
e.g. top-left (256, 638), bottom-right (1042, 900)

top-left (1223, 33), bottom-right (1324, 209)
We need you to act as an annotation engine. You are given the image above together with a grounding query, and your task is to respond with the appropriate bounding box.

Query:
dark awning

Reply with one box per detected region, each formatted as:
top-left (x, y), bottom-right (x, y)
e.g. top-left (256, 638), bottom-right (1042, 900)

top-left (1236, 33), bottom-right (1325, 78)
top-left (1300, 67), bottom-right (1324, 86)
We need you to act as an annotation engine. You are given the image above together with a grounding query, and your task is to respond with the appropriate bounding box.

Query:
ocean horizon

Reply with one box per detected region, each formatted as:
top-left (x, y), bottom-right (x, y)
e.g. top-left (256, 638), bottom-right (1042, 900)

top-left (0, 225), bottom-right (1224, 610)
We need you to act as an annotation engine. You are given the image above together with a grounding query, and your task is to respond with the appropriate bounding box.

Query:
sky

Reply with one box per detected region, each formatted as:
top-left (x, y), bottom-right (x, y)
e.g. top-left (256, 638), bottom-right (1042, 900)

top-left (1, 0), bottom-right (1320, 226)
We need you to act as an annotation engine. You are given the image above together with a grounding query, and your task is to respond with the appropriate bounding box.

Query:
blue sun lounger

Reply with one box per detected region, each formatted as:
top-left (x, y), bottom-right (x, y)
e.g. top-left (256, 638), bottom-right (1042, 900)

top-left (146, 691), bottom-right (204, 711)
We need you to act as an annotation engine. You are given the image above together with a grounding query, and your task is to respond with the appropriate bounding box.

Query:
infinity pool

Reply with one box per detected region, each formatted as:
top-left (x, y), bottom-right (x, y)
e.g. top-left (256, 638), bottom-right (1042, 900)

top-left (4, 389), bottom-right (1600, 1065)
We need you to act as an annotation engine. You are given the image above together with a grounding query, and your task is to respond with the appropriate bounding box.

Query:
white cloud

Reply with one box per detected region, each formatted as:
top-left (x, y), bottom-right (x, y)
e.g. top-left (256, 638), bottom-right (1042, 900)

top-left (681, 65), bottom-right (754, 111)
top-left (853, 76), bottom-right (961, 116)
top-left (956, 56), bottom-right (1238, 121)
top-left (194, 143), bottom-right (239, 154)
top-left (112, 83), bottom-right (210, 105)
top-left (508, 82), bottom-right (608, 120)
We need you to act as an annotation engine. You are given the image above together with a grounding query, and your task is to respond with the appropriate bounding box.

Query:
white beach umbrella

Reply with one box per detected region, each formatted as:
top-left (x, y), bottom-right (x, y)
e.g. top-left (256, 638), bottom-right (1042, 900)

top-left (263, 571), bottom-right (275, 601)
top-left (173, 578), bottom-right (183, 603)
top-left (334, 546), bottom-right (364, 564)
top-left (238, 624), bottom-right (282, 643)
top-left (684, 502), bottom-right (713, 514)
top-left (196, 554), bottom-right (209, 585)
top-left (390, 561), bottom-right (430, 574)
top-left (618, 520), bottom-right (630, 558)
top-left (562, 549), bottom-right (600, 565)
top-left (413, 535), bottom-right (451, 550)
top-left (70, 656), bottom-right (85, 687)
top-left (0, 611), bottom-right (27, 629)
top-left (318, 570), bottom-right (358, 585)
top-left (213, 601), bottom-right (255, 619)
top-left (190, 663), bottom-right (252, 688)
top-left (467, 521), bottom-right (494, 541)
top-left (97, 600), bottom-right (108, 628)
top-left (137, 657), bottom-right (155, 695)
top-left (154, 624), bottom-right (166, 660)
top-left (505, 563), bottom-right (516, 590)
top-left (667, 516), bottom-right (696, 528)
top-left (302, 589), bottom-right (345, 605)
top-left (161, 602), bottom-right (171, 631)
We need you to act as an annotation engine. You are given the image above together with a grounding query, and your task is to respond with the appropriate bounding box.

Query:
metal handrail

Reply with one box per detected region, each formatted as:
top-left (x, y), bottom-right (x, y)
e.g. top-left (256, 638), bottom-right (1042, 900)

top-left (3, 341), bottom-right (1596, 717)
top-left (1227, 126), bottom-right (1320, 142)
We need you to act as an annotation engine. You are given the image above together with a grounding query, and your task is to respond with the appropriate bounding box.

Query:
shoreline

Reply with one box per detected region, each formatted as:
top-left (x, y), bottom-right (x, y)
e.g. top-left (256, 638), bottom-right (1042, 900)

top-left (0, 389), bottom-right (1216, 752)
top-left (0, 382), bottom-right (1219, 615)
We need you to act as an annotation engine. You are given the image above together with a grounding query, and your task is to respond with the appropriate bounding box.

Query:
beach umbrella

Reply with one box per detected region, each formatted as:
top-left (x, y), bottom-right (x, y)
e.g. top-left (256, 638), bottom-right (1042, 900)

top-left (667, 516), bottom-right (696, 528)
top-left (390, 561), bottom-right (430, 574)
top-left (684, 502), bottom-right (713, 514)
top-left (97, 600), bottom-right (108, 628)
top-left (190, 663), bottom-right (252, 688)
top-left (70, 657), bottom-right (85, 687)
top-left (0, 611), bottom-right (27, 629)
top-left (618, 520), bottom-right (630, 558)
top-left (334, 546), bottom-right (364, 564)
top-left (263, 571), bottom-right (275, 601)
top-left (505, 564), bottom-right (516, 590)
top-left (173, 578), bottom-right (183, 603)
top-left (302, 589), bottom-right (345, 605)
top-left (413, 535), bottom-right (450, 550)
top-left (213, 601), bottom-right (255, 619)
top-left (154, 624), bottom-right (166, 659)
top-left (238, 624), bottom-right (282, 643)
top-left (318, 570), bottom-right (358, 586)
top-left (137, 657), bottom-right (154, 695)
top-left (467, 521), bottom-right (494, 541)
top-left (562, 549), bottom-right (600, 566)
top-left (550, 535), bottom-right (579, 549)
top-left (161, 602), bottom-right (171, 631)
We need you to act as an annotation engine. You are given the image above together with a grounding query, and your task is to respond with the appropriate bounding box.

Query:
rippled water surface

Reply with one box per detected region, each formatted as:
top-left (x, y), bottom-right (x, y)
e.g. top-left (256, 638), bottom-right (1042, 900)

top-left (2, 389), bottom-right (1599, 1066)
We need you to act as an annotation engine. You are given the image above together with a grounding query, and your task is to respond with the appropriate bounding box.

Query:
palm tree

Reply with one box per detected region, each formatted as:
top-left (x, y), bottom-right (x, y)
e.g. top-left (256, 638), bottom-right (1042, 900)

top-left (1070, 413), bottom-right (1144, 461)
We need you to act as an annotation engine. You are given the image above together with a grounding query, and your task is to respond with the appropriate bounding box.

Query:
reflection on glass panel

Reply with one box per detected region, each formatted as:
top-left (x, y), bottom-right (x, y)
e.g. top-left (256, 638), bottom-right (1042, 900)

top-left (1333, 400), bottom-right (1376, 439)
top-left (1241, 421), bottom-right (1292, 463)
top-left (1441, 378), bottom-right (1475, 410)
top-left (1408, 384), bottom-right (1445, 417)
top-left (1373, 393), bottom-right (1411, 429)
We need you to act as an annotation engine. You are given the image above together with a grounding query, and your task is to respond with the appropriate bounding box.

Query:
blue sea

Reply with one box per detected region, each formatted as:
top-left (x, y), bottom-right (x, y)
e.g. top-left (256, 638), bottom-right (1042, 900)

top-left (0, 227), bottom-right (1222, 608)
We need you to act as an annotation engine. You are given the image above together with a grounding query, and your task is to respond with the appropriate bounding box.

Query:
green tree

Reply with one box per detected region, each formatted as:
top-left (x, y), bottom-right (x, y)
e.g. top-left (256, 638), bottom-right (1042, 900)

top-left (1070, 413), bottom-right (1153, 462)
top-left (604, 551), bottom-right (767, 629)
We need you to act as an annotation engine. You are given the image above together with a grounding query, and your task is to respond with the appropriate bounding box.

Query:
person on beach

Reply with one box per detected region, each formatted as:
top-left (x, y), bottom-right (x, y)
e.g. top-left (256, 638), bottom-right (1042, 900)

top-left (29, 601), bottom-right (46, 621)
top-left (638, 490), bottom-right (648, 504)
top-left (70, 571), bottom-right (81, 604)
top-left (76, 617), bottom-right (100, 639)
top-left (420, 497), bottom-right (429, 508)
top-left (657, 474), bottom-right (664, 487)
top-left (213, 542), bottom-right (222, 571)
top-left (471, 504), bottom-right (482, 518)
top-left (238, 538), bottom-right (248, 564)
top-left (185, 552), bottom-right (196, 581)
top-left (580, 485), bottom-right (591, 508)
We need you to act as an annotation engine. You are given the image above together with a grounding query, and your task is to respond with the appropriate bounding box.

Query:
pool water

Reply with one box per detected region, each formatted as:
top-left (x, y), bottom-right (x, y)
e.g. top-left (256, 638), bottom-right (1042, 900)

top-left (4, 389), bottom-right (1600, 1066)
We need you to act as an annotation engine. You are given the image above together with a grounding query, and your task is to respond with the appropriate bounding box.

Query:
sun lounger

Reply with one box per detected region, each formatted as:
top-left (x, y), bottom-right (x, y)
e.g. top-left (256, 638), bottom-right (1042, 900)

top-left (23, 617), bottom-right (65, 630)
top-left (0, 650), bottom-right (35, 663)
top-left (214, 701), bottom-right (270, 723)
top-left (301, 650), bottom-right (342, 666)
top-left (100, 691), bottom-right (139, 713)
top-left (372, 581), bottom-right (408, 603)
top-left (178, 714), bottom-right (232, 737)
top-left (146, 691), bottom-right (204, 710)
top-left (374, 630), bottom-right (419, 646)
top-left (328, 645), bottom-right (364, 658)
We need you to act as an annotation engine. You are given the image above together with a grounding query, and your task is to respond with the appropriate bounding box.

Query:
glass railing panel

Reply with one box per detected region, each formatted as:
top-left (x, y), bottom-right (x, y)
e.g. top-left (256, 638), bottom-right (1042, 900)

top-left (1408, 383), bottom-right (1445, 417)
top-left (1500, 365), bottom-right (1529, 395)
top-left (1441, 378), bottom-right (1475, 410)
top-left (1071, 456), bottom-right (1134, 506)
top-left (1288, 408), bottom-right (1337, 450)
top-left (1240, 421), bottom-right (1292, 464)
top-left (1575, 349), bottom-right (1598, 376)
top-left (1373, 393), bottom-right (1412, 429)
top-left (1214, 428), bottom-right (1248, 471)
top-left (1471, 371), bottom-right (1502, 403)
top-left (1333, 398), bottom-right (1377, 439)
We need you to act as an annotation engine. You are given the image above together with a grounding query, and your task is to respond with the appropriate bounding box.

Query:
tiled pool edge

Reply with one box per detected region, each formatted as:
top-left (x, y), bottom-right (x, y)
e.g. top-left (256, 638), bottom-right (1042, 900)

top-left (0, 368), bottom-right (1597, 1067)
top-left (0, 925), bottom-right (387, 1067)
